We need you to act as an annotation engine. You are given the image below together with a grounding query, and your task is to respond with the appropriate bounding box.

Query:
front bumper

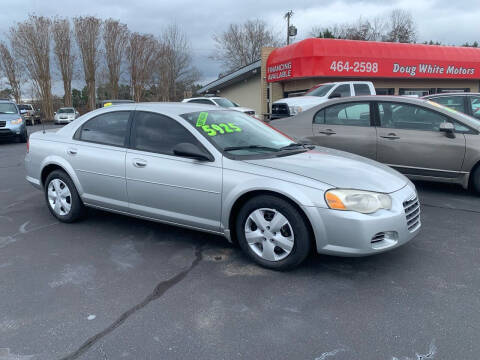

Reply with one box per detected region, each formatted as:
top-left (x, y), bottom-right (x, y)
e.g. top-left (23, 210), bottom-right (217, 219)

top-left (304, 184), bottom-right (421, 256)
top-left (54, 118), bottom-right (74, 124)
top-left (0, 123), bottom-right (25, 138)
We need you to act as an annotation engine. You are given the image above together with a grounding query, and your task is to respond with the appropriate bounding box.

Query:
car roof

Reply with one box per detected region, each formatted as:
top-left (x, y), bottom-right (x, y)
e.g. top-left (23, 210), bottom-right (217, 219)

top-left (185, 97), bottom-right (223, 100)
top-left (423, 93), bottom-right (480, 98)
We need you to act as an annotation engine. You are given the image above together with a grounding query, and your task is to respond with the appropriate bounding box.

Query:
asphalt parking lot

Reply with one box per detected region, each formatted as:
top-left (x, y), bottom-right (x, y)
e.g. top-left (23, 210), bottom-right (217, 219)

top-left (1, 124), bottom-right (480, 360)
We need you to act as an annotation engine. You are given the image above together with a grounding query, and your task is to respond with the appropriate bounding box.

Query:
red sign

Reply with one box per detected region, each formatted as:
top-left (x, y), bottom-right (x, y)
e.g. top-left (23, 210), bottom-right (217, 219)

top-left (266, 38), bottom-right (480, 82)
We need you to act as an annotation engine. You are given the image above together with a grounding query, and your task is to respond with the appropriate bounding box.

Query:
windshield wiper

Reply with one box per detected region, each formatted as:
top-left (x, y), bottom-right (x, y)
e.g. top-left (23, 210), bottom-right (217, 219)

top-left (223, 145), bottom-right (280, 152)
top-left (279, 142), bottom-right (315, 150)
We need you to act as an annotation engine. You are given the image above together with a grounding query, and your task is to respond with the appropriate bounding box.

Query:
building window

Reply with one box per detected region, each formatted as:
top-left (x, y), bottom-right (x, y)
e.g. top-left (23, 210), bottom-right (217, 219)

top-left (375, 88), bottom-right (395, 95)
top-left (399, 88), bottom-right (430, 97)
top-left (436, 88), bottom-right (470, 93)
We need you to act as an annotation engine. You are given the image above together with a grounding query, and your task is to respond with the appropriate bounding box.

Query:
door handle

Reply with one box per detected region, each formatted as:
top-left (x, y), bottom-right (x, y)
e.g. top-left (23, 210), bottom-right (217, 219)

top-left (319, 129), bottom-right (336, 135)
top-left (133, 158), bottom-right (147, 168)
top-left (380, 133), bottom-right (400, 140)
top-left (67, 148), bottom-right (77, 155)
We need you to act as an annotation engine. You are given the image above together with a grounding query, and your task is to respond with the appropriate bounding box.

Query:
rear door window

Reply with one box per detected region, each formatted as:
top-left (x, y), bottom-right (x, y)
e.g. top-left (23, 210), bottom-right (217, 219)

top-left (323, 102), bottom-right (371, 126)
top-left (78, 111), bottom-right (130, 147)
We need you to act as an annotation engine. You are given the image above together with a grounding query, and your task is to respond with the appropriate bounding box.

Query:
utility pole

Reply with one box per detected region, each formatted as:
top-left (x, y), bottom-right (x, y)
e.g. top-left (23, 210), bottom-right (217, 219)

top-left (285, 10), bottom-right (293, 45)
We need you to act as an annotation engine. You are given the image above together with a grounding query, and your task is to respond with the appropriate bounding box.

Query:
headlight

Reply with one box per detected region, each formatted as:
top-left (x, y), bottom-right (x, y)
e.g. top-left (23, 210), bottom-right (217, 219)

top-left (11, 118), bottom-right (23, 125)
top-left (325, 189), bottom-right (392, 214)
top-left (289, 105), bottom-right (303, 115)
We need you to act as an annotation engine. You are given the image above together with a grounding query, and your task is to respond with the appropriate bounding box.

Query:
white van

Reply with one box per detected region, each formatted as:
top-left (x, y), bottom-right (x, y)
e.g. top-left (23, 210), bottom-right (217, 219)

top-left (271, 81), bottom-right (376, 119)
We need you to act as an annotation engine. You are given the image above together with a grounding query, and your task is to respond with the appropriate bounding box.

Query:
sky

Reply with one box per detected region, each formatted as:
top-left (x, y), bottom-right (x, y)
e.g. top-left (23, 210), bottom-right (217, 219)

top-left (0, 0), bottom-right (479, 94)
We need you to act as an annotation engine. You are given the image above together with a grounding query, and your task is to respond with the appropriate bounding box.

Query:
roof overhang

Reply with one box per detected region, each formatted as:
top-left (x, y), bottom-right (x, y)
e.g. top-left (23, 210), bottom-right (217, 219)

top-left (267, 38), bottom-right (480, 82)
top-left (198, 60), bottom-right (261, 93)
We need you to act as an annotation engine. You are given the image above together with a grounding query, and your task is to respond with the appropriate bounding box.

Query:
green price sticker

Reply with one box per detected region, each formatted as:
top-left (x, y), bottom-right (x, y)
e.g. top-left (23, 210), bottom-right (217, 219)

top-left (196, 112), bottom-right (208, 127)
top-left (201, 123), bottom-right (242, 136)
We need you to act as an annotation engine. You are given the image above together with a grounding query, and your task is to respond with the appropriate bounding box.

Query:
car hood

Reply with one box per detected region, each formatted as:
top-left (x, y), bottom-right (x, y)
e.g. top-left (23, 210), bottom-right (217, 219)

top-left (0, 113), bottom-right (22, 121)
top-left (244, 147), bottom-right (408, 193)
top-left (273, 96), bottom-right (328, 109)
top-left (231, 106), bottom-right (255, 113)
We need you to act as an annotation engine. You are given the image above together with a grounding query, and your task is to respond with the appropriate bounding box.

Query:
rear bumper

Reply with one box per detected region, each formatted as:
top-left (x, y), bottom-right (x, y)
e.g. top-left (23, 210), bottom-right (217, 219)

top-left (304, 184), bottom-right (421, 256)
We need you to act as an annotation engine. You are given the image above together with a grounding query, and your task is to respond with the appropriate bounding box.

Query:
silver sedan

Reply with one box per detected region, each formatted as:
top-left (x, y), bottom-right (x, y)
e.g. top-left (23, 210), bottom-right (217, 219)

top-left (25, 103), bottom-right (420, 270)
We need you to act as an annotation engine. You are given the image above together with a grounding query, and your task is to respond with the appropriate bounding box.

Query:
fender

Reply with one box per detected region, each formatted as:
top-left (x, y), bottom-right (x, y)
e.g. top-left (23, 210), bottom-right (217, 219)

top-left (40, 155), bottom-right (84, 196)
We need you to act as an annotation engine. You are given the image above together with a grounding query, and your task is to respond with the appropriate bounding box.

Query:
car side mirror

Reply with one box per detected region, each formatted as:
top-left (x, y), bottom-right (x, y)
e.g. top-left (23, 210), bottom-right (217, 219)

top-left (439, 122), bottom-right (455, 138)
top-left (173, 142), bottom-right (213, 161)
top-left (329, 93), bottom-right (342, 99)
top-left (54, 112), bottom-right (57, 115)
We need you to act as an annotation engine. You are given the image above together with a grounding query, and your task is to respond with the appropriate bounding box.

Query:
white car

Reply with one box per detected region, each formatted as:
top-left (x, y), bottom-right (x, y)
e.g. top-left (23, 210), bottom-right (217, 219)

top-left (271, 81), bottom-right (376, 119)
top-left (54, 107), bottom-right (80, 124)
top-left (182, 96), bottom-right (257, 117)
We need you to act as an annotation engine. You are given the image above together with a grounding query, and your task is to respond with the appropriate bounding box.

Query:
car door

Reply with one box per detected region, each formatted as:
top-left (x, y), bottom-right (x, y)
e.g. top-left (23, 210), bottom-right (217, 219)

top-left (68, 111), bottom-right (132, 211)
top-left (126, 110), bottom-right (222, 232)
top-left (376, 101), bottom-right (466, 178)
top-left (311, 101), bottom-right (377, 159)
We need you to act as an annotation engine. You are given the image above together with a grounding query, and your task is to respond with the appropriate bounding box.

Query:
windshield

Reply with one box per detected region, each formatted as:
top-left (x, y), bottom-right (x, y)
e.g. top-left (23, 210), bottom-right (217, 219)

top-left (58, 108), bottom-right (74, 113)
top-left (18, 105), bottom-right (32, 111)
top-left (0, 103), bottom-right (18, 114)
top-left (181, 110), bottom-right (297, 156)
top-left (305, 84), bottom-right (334, 97)
top-left (213, 98), bottom-right (237, 108)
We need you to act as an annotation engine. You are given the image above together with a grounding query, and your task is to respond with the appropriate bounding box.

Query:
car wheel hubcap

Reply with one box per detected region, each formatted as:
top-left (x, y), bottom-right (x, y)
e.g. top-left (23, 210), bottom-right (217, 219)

top-left (47, 179), bottom-right (72, 216)
top-left (244, 208), bottom-right (294, 262)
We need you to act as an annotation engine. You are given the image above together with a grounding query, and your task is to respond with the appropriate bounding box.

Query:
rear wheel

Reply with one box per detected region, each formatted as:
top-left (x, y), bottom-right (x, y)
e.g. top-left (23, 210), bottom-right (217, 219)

top-left (44, 170), bottom-right (85, 222)
top-left (235, 195), bottom-right (311, 270)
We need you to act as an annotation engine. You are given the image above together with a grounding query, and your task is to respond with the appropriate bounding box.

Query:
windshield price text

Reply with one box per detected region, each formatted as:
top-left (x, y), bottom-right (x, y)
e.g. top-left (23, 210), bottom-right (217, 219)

top-left (329, 61), bottom-right (378, 73)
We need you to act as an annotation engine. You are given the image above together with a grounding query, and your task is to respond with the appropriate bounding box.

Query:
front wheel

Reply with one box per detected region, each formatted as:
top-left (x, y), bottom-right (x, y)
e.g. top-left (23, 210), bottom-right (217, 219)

top-left (235, 195), bottom-right (312, 270)
top-left (44, 170), bottom-right (85, 222)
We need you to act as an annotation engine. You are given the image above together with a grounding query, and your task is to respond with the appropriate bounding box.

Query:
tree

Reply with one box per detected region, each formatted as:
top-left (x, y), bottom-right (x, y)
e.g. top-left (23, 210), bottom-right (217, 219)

top-left (103, 19), bottom-right (129, 99)
top-left (126, 32), bottom-right (158, 102)
top-left (10, 15), bottom-right (53, 119)
top-left (310, 9), bottom-right (416, 44)
top-left (157, 24), bottom-right (199, 101)
top-left (212, 19), bottom-right (280, 71)
top-left (52, 18), bottom-right (74, 107)
top-left (0, 42), bottom-right (22, 103)
top-left (74, 16), bottom-right (102, 111)
top-left (384, 9), bottom-right (416, 43)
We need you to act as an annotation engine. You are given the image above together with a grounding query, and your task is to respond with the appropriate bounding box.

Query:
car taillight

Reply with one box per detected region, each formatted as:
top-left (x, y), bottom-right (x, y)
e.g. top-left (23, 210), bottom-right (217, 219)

top-left (26, 138), bottom-right (29, 153)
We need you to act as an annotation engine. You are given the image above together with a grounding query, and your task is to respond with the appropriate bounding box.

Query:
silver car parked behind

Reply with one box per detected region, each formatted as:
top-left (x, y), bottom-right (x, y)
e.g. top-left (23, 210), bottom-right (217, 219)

top-left (25, 103), bottom-right (420, 270)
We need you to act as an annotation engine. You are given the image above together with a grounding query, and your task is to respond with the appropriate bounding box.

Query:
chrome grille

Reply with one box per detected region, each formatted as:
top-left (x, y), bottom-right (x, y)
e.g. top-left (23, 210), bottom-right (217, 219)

top-left (271, 103), bottom-right (290, 117)
top-left (0, 121), bottom-right (5, 128)
top-left (403, 195), bottom-right (421, 232)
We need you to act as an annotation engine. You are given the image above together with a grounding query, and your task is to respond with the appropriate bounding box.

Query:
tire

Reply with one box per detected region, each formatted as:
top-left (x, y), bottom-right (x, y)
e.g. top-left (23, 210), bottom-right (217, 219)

top-left (44, 170), bottom-right (85, 222)
top-left (472, 167), bottom-right (480, 194)
top-left (235, 195), bottom-right (311, 270)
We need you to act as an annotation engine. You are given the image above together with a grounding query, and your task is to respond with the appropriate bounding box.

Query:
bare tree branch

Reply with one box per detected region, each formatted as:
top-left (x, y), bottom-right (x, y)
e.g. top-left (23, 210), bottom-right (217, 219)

top-left (10, 15), bottom-right (53, 119)
top-left (52, 17), bottom-right (74, 106)
top-left (127, 32), bottom-right (158, 102)
top-left (103, 19), bottom-right (129, 99)
top-left (0, 41), bottom-right (22, 103)
top-left (212, 19), bottom-right (280, 72)
top-left (74, 16), bottom-right (102, 111)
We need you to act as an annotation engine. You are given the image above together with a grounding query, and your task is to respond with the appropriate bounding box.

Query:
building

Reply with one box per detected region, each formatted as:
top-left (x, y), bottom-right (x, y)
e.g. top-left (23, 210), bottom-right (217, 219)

top-left (198, 38), bottom-right (480, 119)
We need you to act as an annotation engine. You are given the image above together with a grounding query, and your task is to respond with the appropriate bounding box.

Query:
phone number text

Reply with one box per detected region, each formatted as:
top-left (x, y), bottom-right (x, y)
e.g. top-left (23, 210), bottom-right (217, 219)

top-left (329, 61), bottom-right (378, 73)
